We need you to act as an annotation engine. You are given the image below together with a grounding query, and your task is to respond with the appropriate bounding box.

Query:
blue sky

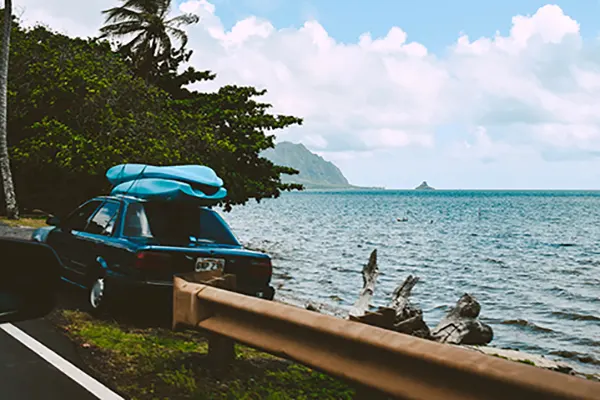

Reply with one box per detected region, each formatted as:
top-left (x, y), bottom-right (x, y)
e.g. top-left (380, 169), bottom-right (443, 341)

top-left (210, 0), bottom-right (600, 54)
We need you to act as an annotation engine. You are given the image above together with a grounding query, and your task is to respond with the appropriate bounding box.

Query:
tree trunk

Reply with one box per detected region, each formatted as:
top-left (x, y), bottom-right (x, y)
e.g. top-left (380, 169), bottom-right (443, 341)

top-left (0, 0), bottom-right (18, 219)
top-left (430, 293), bottom-right (493, 345)
top-left (348, 249), bottom-right (378, 318)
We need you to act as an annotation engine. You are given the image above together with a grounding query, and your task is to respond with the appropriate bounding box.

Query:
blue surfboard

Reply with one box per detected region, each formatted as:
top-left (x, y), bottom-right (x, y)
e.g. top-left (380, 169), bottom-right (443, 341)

top-left (106, 164), bottom-right (227, 203)
top-left (110, 178), bottom-right (227, 202)
top-left (106, 164), bottom-right (223, 188)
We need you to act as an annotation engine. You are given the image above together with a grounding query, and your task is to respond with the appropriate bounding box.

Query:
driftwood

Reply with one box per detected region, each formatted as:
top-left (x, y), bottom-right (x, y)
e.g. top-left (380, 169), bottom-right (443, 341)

top-left (389, 275), bottom-right (430, 339)
top-left (431, 293), bottom-right (493, 345)
top-left (348, 260), bottom-right (430, 338)
top-left (348, 249), bottom-right (378, 318)
top-left (348, 249), bottom-right (493, 346)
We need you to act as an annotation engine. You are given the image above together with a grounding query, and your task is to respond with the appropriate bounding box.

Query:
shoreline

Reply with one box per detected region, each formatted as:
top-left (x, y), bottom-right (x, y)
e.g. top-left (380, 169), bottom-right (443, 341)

top-left (1, 221), bottom-right (598, 382)
top-left (273, 289), bottom-right (600, 381)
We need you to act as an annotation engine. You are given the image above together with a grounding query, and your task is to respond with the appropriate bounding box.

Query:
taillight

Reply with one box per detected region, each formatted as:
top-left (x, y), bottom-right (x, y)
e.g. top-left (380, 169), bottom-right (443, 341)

top-left (249, 258), bottom-right (272, 277)
top-left (134, 251), bottom-right (172, 270)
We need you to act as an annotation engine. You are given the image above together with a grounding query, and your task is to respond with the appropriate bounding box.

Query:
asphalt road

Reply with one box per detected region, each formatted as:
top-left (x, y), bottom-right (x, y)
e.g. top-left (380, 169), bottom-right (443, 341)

top-left (0, 224), bottom-right (120, 399)
top-left (0, 319), bottom-right (101, 400)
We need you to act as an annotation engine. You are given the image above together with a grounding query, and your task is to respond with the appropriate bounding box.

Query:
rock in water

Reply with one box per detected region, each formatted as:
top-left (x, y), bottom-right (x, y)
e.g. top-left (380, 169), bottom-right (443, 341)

top-left (431, 293), bottom-right (493, 345)
top-left (415, 181), bottom-right (435, 190)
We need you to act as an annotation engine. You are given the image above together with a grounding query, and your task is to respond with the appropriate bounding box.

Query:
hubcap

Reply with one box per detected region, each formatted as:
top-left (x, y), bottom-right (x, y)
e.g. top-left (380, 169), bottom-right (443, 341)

top-left (90, 278), bottom-right (104, 309)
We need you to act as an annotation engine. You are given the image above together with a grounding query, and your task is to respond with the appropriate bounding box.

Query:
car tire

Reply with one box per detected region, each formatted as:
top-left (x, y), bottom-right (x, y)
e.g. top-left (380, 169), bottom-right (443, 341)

top-left (88, 276), bottom-right (111, 316)
top-left (264, 285), bottom-right (275, 301)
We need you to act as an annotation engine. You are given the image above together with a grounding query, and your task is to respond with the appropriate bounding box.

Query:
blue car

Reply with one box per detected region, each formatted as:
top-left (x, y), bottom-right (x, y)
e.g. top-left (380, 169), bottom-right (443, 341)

top-left (32, 194), bottom-right (275, 314)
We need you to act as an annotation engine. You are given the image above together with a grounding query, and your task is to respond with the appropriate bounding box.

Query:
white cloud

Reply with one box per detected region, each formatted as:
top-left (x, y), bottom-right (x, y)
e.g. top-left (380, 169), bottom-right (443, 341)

top-left (173, 2), bottom-right (600, 157)
top-left (15, 0), bottom-right (112, 37)
top-left (11, 1), bottom-right (600, 187)
top-left (449, 126), bottom-right (537, 163)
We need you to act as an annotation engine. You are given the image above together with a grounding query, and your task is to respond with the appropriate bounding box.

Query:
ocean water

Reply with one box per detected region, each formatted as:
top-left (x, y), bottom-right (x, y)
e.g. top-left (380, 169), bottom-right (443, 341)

top-left (220, 190), bottom-right (600, 373)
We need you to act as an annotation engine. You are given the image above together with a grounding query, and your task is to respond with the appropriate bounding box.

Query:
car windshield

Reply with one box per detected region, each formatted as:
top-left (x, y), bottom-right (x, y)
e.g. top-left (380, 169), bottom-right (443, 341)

top-left (122, 201), bottom-right (240, 246)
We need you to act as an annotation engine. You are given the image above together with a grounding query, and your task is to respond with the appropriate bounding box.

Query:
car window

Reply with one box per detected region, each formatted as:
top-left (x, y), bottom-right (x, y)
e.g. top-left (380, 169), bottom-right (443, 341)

top-left (62, 201), bottom-right (103, 231)
top-left (85, 201), bottom-right (120, 236)
top-left (122, 201), bottom-right (240, 246)
top-left (123, 203), bottom-right (152, 238)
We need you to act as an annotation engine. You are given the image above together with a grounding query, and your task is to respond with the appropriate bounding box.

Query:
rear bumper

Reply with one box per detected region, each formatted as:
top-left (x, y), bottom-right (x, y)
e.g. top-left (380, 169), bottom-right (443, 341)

top-left (105, 273), bottom-right (275, 300)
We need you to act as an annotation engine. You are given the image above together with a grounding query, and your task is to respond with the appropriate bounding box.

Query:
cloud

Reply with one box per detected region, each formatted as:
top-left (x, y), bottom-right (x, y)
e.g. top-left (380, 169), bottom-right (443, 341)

top-left (12, 0), bottom-right (600, 185)
top-left (15, 0), bottom-right (112, 37)
top-left (171, 2), bottom-right (600, 158)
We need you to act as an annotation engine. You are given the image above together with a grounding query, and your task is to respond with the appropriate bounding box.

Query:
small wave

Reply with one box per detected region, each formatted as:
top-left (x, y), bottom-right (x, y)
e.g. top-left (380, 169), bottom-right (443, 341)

top-left (483, 258), bottom-right (506, 266)
top-left (548, 243), bottom-right (577, 248)
top-left (331, 266), bottom-right (358, 274)
top-left (427, 304), bottom-right (452, 313)
top-left (501, 319), bottom-right (554, 333)
top-left (574, 337), bottom-right (600, 348)
top-left (576, 259), bottom-right (600, 267)
top-left (273, 272), bottom-right (293, 281)
top-left (550, 351), bottom-right (600, 366)
top-left (551, 311), bottom-right (600, 322)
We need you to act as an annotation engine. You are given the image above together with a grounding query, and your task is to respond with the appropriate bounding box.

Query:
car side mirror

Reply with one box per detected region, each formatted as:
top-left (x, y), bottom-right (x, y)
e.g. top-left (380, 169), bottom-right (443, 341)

top-left (46, 215), bottom-right (60, 226)
top-left (0, 238), bottom-right (60, 324)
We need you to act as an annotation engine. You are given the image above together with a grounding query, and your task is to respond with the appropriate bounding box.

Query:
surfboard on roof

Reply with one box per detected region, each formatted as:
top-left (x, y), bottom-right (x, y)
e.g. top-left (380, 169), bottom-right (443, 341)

top-left (106, 164), bottom-right (227, 203)
top-left (106, 164), bottom-right (223, 188)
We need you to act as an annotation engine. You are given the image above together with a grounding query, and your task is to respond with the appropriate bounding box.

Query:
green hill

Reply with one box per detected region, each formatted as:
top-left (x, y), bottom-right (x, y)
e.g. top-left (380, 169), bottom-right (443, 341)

top-left (262, 142), bottom-right (356, 188)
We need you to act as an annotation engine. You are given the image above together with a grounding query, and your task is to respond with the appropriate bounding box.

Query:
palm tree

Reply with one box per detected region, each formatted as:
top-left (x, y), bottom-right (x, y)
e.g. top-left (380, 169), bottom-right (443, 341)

top-left (100, 0), bottom-right (200, 80)
top-left (0, 0), bottom-right (18, 220)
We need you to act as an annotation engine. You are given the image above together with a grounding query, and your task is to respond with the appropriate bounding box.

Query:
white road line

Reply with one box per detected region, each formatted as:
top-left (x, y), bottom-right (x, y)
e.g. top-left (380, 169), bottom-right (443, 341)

top-left (0, 323), bottom-right (124, 400)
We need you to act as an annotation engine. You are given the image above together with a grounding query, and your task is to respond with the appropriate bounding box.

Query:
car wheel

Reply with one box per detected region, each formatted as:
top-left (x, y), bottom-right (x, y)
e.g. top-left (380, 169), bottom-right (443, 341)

top-left (264, 285), bottom-right (275, 301)
top-left (88, 276), bottom-right (110, 316)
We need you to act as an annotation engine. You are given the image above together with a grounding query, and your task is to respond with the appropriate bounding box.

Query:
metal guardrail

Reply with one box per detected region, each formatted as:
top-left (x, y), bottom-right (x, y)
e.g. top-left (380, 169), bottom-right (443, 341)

top-left (172, 272), bottom-right (600, 400)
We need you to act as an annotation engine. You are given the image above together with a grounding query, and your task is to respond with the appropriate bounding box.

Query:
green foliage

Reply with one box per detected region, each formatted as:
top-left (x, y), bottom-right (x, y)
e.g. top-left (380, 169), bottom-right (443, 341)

top-left (4, 19), bottom-right (185, 212)
top-left (174, 85), bottom-right (304, 209)
top-left (1, 12), bottom-right (302, 214)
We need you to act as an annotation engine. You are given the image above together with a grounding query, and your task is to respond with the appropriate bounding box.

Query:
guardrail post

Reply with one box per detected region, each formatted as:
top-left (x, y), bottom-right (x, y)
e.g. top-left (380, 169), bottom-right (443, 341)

top-left (208, 333), bottom-right (236, 371)
top-left (173, 270), bottom-right (238, 372)
top-left (206, 273), bottom-right (237, 372)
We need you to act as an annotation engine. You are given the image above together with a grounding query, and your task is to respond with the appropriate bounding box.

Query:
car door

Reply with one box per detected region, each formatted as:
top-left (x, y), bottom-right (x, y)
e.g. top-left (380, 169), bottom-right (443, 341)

top-left (45, 200), bottom-right (103, 283)
top-left (71, 199), bottom-right (122, 284)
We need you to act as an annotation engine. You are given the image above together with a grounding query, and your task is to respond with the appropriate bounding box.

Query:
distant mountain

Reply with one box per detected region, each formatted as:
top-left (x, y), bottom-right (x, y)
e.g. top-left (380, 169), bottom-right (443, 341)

top-left (415, 181), bottom-right (435, 190)
top-left (261, 142), bottom-right (356, 188)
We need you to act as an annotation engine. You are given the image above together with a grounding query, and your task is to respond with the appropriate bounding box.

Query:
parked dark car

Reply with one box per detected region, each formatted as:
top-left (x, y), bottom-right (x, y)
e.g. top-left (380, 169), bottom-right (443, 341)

top-left (32, 194), bottom-right (275, 313)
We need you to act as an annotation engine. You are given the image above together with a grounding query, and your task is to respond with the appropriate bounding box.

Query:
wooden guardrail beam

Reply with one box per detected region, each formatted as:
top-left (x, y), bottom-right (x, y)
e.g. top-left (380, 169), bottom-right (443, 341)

top-left (172, 273), bottom-right (600, 400)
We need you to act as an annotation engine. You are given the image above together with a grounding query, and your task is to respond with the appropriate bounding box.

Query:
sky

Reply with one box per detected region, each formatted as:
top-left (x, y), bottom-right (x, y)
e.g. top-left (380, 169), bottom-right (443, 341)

top-left (12, 0), bottom-right (600, 189)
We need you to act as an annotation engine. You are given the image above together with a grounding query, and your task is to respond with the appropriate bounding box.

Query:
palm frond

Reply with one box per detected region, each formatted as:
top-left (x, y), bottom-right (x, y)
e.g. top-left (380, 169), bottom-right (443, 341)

top-left (99, 21), bottom-right (145, 37)
top-left (101, 6), bottom-right (144, 24)
top-left (121, 31), bottom-right (149, 53)
top-left (166, 13), bottom-right (200, 27)
top-left (159, 0), bottom-right (172, 18)
top-left (165, 26), bottom-right (187, 45)
top-left (155, 30), bottom-right (173, 58)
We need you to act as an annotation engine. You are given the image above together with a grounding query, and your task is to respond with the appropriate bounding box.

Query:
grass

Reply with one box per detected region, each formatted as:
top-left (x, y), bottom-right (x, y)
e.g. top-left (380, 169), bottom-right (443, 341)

top-left (54, 310), bottom-right (355, 400)
top-left (0, 215), bottom-right (48, 229)
top-left (517, 359), bottom-right (536, 366)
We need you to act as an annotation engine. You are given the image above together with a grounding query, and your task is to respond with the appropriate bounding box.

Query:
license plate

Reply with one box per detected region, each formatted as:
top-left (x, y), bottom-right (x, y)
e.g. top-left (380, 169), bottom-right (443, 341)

top-left (195, 257), bottom-right (225, 272)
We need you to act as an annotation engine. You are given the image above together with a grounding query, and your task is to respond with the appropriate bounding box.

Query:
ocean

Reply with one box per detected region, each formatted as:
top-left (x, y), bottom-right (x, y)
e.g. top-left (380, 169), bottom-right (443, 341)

top-left (220, 190), bottom-right (600, 373)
